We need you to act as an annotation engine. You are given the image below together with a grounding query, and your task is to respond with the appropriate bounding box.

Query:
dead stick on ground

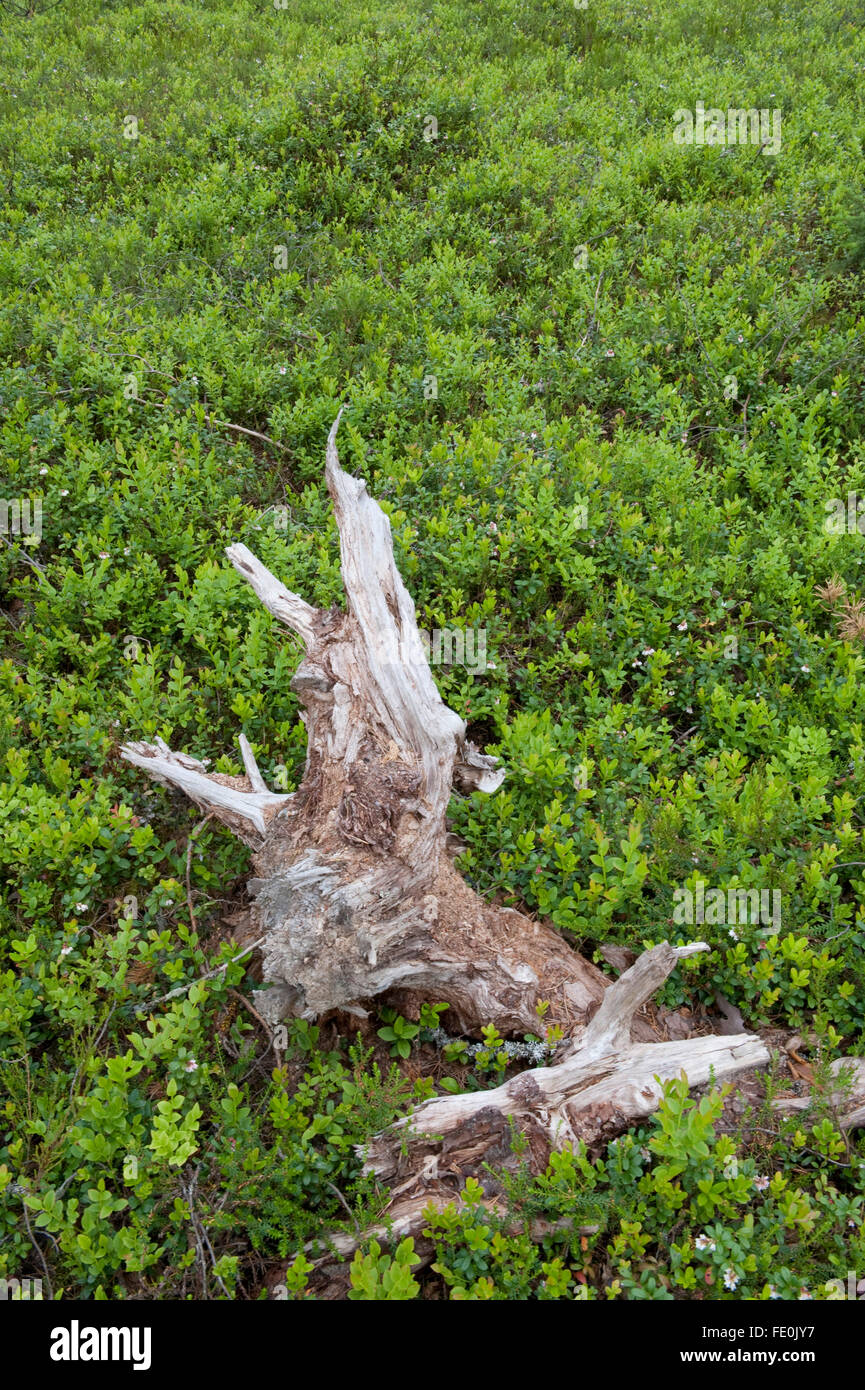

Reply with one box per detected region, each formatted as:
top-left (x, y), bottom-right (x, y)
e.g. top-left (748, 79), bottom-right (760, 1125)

top-left (186, 813), bottom-right (214, 934)
top-left (134, 936), bottom-right (266, 1015)
top-left (227, 986), bottom-right (277, 1059)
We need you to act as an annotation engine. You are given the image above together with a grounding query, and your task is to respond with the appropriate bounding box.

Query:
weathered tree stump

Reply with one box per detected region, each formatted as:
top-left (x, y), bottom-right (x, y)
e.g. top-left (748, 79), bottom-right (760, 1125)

top-left (122, 412), bottom-right (618, 1036)
top-left (122, 413), bottom-right (781, 1238)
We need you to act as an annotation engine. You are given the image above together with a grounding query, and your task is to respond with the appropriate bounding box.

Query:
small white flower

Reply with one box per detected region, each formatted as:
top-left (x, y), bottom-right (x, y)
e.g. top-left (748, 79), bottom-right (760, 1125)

top-left (39, 466), bottom-right (49, 475)
top-left (75, 902), bottom-right (88, 913)
top-left (695, 1234), bottom-right (715, 1252)
top-left (642, 647), bottom-right (655, 655)
top-left (754, 1174), bottom-right (770, 1191)
top-left (605, 349), bottom-right (615, 358)
top-left (798, 1289), bottom-right (813, 1300)
top-left (728, 926), bottom-right (739, 940)
top-left (123, 547), bottom-right (131, 556)
top-left (737, 334), bottom-right (744, 343)
top-left (278, 366), bottom-right (287, 375)
top-left (184, 1058), bottom-right (198, 1073)
top-left (800, 664), bottom-right (810, 673)
top-left (60, 488), bottom-right (69, 496)
top-left (99, 551), bottom-right (110, 559)
top-left (677, 621), bottom-right (688, 631)
top-left (723, 1268), bottom-right (740, 1290)
top-left (60, 944), bottom-right (73, 956)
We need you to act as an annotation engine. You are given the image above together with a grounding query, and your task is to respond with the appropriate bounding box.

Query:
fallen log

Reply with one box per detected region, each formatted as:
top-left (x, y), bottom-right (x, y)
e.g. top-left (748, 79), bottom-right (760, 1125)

top-left (344, 940), bottom-right (769, 1267)
top-left (304, 1028), bottom-right (865, 1297)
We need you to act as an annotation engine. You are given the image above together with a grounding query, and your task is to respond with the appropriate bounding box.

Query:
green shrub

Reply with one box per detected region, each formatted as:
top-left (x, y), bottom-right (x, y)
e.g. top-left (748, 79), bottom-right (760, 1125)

top-left (2, 0), bottom-right (864, 1299)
